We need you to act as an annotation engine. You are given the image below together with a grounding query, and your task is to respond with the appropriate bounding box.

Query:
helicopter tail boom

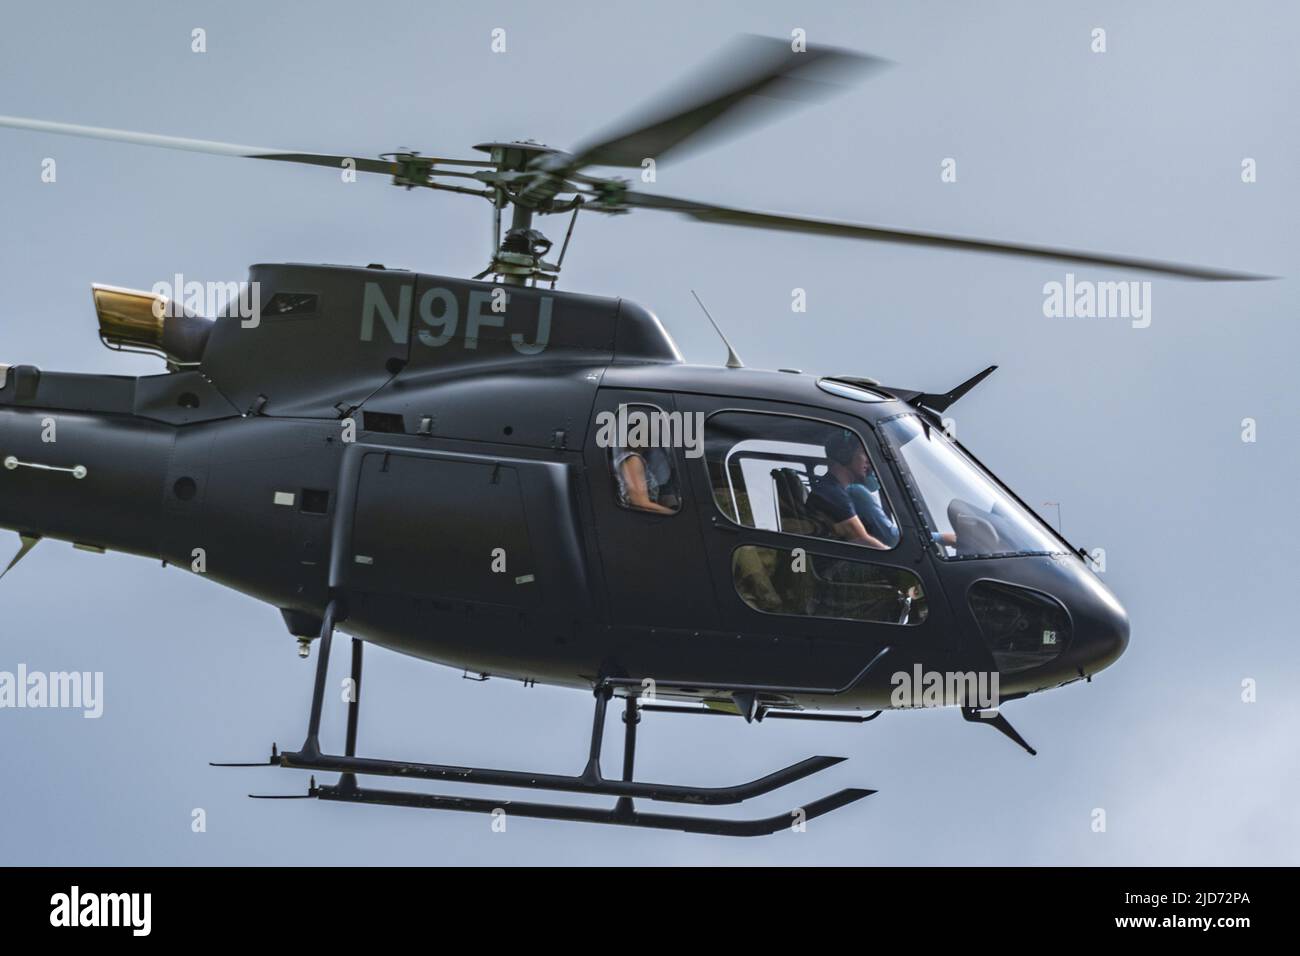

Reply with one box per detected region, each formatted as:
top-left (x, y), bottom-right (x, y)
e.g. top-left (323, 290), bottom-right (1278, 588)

top-left (0, 370), bottom-right (176, 559)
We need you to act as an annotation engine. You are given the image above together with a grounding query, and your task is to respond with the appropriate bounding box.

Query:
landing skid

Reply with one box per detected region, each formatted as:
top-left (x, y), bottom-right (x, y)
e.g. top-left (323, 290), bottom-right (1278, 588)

top-left (310, 777), bottom-right (874, 837)
top-left (261, 748), bottom-right (848, 806)
top-left (213, 599), bottom-right (876, 836)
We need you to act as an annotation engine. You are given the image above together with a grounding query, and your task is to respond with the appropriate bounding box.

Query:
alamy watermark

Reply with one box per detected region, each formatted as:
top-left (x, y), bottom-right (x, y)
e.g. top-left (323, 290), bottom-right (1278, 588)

top-left (594, 405), bottom-right (705, 459)
top-left (151, 273), bottom-right (260, 327)
top-left (1042, 273), bottom-right (1151, 329)
top-left (0, 664), bottom-right (103, 718)
top-left (890, 665), bottom-right (1000, 710)
top-left (50, 886), bottom-right (150, 936)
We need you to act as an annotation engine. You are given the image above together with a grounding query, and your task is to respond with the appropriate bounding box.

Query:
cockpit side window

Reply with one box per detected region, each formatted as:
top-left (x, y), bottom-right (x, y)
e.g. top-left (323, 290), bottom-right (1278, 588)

top-left (733, 544), bottom-right (926, 625)
top-left (704, 411), bottom-right (900, 551)
top-left (601, 403), bottom-right (682, 515)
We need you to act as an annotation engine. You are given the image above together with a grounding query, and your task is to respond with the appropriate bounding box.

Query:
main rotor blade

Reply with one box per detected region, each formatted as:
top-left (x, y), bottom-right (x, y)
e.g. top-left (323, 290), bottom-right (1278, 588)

top-left (555, 35), bottom-right (884, 173)
top-left (0, 115), bottom-right (487, 174)
top-left (616, 190), bottom-right (1273, 281)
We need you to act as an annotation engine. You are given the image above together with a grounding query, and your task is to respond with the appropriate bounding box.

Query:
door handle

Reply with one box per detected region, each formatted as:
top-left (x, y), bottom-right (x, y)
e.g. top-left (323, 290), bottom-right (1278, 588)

top-left (3, 456), bottom-right (87, 479)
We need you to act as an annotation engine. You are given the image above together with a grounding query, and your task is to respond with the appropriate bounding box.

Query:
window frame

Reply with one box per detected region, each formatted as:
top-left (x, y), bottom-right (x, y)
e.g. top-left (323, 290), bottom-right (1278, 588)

top-left (729, 542), bottom-right (927, 627)
top-left (604, 401), bottom-right (684, 517)
top-left (703, 407), bottom-right (903, 553)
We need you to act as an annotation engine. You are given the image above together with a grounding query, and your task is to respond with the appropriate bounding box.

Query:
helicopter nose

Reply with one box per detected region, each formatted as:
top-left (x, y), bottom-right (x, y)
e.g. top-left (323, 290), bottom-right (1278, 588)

top-left (966, 560), bottom-right (1130, 694)
top-left (1083, 599), bottom-right (1129, 673)
top-left (1068, 566), bottom-right (1130, 677)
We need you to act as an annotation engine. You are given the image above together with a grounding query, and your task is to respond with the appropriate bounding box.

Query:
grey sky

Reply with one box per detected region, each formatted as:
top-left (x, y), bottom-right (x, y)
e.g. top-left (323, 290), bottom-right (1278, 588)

top-left (0, 0), bottom-right (1296, 864)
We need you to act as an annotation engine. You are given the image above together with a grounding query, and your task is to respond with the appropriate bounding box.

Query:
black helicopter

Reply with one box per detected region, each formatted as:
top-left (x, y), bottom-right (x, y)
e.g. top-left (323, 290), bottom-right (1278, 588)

top-left (0, 37), bottom-right (1266, 836)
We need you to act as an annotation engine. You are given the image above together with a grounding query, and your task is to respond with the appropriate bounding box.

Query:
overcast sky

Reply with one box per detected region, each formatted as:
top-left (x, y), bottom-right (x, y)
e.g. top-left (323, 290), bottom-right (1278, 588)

top-left (1, 0), bottom-right (1296, 864)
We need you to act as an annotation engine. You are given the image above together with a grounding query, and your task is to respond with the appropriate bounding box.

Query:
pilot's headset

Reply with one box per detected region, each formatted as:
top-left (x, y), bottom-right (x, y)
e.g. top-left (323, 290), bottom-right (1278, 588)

top-left (824, 429), bottom-right (860, 468)
top-left (825, 429), bottom-right (880, 491)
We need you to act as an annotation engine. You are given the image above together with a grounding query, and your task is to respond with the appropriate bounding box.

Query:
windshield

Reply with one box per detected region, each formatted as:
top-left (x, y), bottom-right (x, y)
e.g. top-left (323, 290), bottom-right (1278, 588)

top-left (879, 414), bottom-right (1066, 559)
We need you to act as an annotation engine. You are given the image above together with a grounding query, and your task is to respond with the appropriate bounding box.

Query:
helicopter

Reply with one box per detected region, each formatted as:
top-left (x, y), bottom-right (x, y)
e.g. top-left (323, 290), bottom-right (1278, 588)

top-left (0, 36), bottom-right (1268, 836)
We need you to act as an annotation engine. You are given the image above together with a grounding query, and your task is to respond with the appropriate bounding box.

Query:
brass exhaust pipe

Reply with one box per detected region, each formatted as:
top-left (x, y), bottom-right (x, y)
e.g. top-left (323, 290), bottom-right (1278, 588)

top-left (91, 284), bottom-right (213, 368)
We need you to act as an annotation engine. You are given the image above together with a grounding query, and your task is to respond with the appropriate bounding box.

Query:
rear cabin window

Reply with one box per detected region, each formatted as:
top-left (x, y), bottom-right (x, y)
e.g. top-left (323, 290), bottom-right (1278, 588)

top-left (604, 403), bottom-right (682, 515)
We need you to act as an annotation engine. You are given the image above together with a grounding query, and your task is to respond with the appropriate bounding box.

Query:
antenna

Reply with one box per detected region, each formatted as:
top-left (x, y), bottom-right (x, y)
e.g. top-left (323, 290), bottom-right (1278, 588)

top-left (690, 290), bottom-right (744, 369)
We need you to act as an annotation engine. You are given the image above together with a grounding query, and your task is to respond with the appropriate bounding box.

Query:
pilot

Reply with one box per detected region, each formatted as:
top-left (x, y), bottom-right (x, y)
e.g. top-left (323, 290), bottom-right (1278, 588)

top-left (806, 429), bottom-right (894, 549)
top-left (612, 440), bottom-right (678, 514)
top-left (845, 468), bottom-right (900, 548)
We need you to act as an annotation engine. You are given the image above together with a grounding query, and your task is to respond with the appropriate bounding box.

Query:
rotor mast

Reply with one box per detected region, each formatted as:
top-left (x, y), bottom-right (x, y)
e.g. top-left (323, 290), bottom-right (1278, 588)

top-left (480, 141), bottom-right (575, 287)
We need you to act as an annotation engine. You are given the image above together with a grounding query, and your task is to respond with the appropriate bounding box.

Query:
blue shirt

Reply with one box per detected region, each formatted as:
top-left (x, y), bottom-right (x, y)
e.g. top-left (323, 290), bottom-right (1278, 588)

top-left (807, 474), bottom-right (855, 523)
top-left (808, 475), bottom-right (900, 546)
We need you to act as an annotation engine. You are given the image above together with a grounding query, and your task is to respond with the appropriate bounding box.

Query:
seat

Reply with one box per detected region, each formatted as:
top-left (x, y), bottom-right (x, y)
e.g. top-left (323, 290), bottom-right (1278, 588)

top-left (771, 467), bottom-right (818, 536)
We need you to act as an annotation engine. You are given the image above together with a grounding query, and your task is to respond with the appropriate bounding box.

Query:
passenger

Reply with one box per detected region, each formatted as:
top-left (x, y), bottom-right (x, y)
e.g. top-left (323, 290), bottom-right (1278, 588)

top-left (612, 441), bottom-right (678, 514)
top-left (806, 430), bottom-right (892, 550)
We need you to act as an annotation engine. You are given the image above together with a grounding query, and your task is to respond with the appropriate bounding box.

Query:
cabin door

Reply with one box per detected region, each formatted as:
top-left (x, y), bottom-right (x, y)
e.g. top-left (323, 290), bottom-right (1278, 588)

top-left (584, 389), bottom-right (719, 631)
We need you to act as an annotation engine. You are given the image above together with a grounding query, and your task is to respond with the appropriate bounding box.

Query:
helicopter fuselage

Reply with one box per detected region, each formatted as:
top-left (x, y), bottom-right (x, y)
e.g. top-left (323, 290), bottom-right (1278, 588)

top-left (0, 263), bottom-right (1128, 714)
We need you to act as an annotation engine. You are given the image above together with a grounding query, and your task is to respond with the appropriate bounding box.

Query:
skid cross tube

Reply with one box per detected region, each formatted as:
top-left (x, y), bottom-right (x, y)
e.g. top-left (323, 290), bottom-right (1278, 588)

top-left (337, 636), bottom-right (364, 791)
top-left (613, 694), bottom-right (638, 818)
top-left (298, 597), bottom-right (340, 759)
top-left (581, 685), bottom-right (612, 783)
top-left (345, 637), bottom-right (363, 758)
